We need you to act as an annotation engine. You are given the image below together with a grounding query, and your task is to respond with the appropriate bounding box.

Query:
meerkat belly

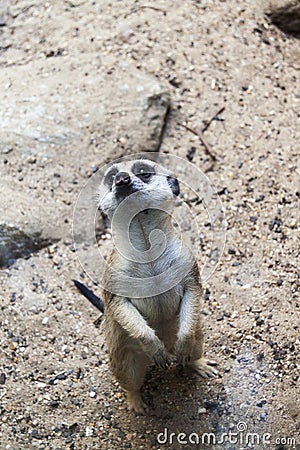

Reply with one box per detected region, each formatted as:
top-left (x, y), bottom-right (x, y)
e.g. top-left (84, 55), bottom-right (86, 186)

top-left (131, 288), bottom-right (182, 347)
top-left (131, 289), bottom-right (181, 319)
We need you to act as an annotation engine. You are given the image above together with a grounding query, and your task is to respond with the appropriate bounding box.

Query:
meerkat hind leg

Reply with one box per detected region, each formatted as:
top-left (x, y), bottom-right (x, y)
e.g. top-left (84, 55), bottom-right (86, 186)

top-left (126, 390), bottom-right (148, 415)
top-left (185, 326), bottom-right (218, 378)
top-left (112, 343), bottom-right (150, 415)
top-left (189, 357), bottom-right (218, 378)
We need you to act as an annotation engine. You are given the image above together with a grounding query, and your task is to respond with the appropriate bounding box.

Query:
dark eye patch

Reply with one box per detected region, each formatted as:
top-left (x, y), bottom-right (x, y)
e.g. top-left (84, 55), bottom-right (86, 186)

top-left (167, 176), bottom-right (180, 196)
top-left (132, 162), bottom-right (155, 183)
top-left (104, 167), bottom-right (118, 190)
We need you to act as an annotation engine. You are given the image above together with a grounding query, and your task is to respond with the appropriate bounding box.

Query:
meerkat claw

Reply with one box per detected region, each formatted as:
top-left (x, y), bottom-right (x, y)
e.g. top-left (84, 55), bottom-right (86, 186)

top-left (127, 391), bottom-right (148, 415)
top-left (153, 348), bottom-right (171, 369)
top-left (189, 357), bottom-right (218, 378)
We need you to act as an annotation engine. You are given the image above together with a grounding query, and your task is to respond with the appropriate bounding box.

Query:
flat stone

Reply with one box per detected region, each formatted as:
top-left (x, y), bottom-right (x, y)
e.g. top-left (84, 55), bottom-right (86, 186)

top-left (0, 184), bottom-right (64, 267)
top-left (267, 1), bottom-right (300, 36)
top-left (1, 57), bottom-right (170, 162)
top-left (0, 225), bottom-right (47, 267)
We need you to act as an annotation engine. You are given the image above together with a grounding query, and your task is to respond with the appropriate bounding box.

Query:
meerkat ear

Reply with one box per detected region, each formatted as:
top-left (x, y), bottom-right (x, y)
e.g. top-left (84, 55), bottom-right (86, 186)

top-left (167, 176), bottom-right (180, 196)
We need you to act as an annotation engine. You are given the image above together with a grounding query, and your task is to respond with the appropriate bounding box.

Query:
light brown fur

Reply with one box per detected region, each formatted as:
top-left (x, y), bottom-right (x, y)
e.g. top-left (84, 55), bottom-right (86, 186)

top-left (97, 160), bottom-right (217, 414)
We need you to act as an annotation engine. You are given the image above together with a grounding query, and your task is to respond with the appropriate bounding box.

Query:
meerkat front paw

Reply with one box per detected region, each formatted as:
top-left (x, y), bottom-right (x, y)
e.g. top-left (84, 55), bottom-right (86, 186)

top-left (152, 347), bottom-right (171, 369)
top-left (189, 357), bottom-right (218, 378)
top-left (174, 337), bottom-right (194, 366)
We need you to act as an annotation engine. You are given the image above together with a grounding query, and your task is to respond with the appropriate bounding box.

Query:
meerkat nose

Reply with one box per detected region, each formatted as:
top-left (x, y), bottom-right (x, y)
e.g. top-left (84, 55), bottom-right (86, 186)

top-left (115, 172), bottom-right (131, 187)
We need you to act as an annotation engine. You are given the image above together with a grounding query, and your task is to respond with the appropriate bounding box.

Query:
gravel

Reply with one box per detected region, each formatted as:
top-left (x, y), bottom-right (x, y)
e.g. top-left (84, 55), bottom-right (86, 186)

top-left (0, 0), bottom-right (299, 449)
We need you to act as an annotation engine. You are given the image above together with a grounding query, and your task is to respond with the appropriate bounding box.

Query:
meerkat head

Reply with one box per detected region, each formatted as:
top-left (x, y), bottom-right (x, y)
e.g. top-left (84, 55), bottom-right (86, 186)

top-left (97, 159), bottom-right (180, 218)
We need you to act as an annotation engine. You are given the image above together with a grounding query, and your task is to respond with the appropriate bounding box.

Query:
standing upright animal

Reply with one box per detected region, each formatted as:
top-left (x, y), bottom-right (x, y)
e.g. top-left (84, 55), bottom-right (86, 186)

top-left (80, 158), bottom-right (217, 414)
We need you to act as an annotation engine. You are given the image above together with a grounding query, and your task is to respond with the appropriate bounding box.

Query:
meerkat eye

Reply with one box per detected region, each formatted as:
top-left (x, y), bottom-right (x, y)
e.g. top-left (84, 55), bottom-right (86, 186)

top-left (139, 168), bottom-right (151, 179)
top-left (132, 162), bottom-right (155, 183)
top-left (104, 167), bottom-right (118, 190)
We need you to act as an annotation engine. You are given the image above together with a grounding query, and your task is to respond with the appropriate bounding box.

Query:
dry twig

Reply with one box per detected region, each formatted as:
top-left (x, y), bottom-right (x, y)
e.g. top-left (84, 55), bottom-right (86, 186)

top-left (178, 122), bottom-right (217, 162)
top-left (202, 106), bottom-right (225, 133)
top-left (125, 5), bottom-right (166, 18)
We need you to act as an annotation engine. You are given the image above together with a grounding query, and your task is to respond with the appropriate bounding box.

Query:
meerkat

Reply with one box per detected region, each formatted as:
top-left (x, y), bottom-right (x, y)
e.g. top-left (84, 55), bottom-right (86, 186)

top-left (77, 158), bottom-right (217, 414)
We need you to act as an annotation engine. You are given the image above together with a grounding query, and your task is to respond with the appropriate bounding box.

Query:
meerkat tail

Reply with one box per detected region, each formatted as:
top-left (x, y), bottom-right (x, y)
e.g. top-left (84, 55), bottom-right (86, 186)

top-left (73, 280), bottom-right (104, 313)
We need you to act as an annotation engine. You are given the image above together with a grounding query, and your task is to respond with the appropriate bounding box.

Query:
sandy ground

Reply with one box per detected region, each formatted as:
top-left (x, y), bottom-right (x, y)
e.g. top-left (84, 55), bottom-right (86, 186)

top-left (0, 1), bottom-right (299, 449)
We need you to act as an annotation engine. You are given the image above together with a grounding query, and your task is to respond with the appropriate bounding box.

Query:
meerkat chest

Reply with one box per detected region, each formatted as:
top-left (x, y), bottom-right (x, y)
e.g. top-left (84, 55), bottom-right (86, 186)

top-left (130, 286), bottom-right (183, 324)
top-left (122, 236), bottom-right (185, 278)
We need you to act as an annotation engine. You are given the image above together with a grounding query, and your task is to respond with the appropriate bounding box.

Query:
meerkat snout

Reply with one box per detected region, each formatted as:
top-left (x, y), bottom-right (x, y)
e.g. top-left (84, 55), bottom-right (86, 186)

top-left (114, 171), bottom-right (131, 186)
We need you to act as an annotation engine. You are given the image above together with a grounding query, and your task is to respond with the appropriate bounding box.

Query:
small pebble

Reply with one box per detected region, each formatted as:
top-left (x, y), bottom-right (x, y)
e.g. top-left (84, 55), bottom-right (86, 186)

top-left (85, 426), bottom-right (94, 437)
top-left (1, 147), bottom-right (13, 154)
top-left (26, 155), bottom-right (37, 164)
top-left (257, 399), bottom-right (267, 407)
top-left (0, 373), bottom-right (6, 385)
top-left (259, 412), bottom-right (267, 421)
top-left (256, 318), bottom-right (264, 326)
